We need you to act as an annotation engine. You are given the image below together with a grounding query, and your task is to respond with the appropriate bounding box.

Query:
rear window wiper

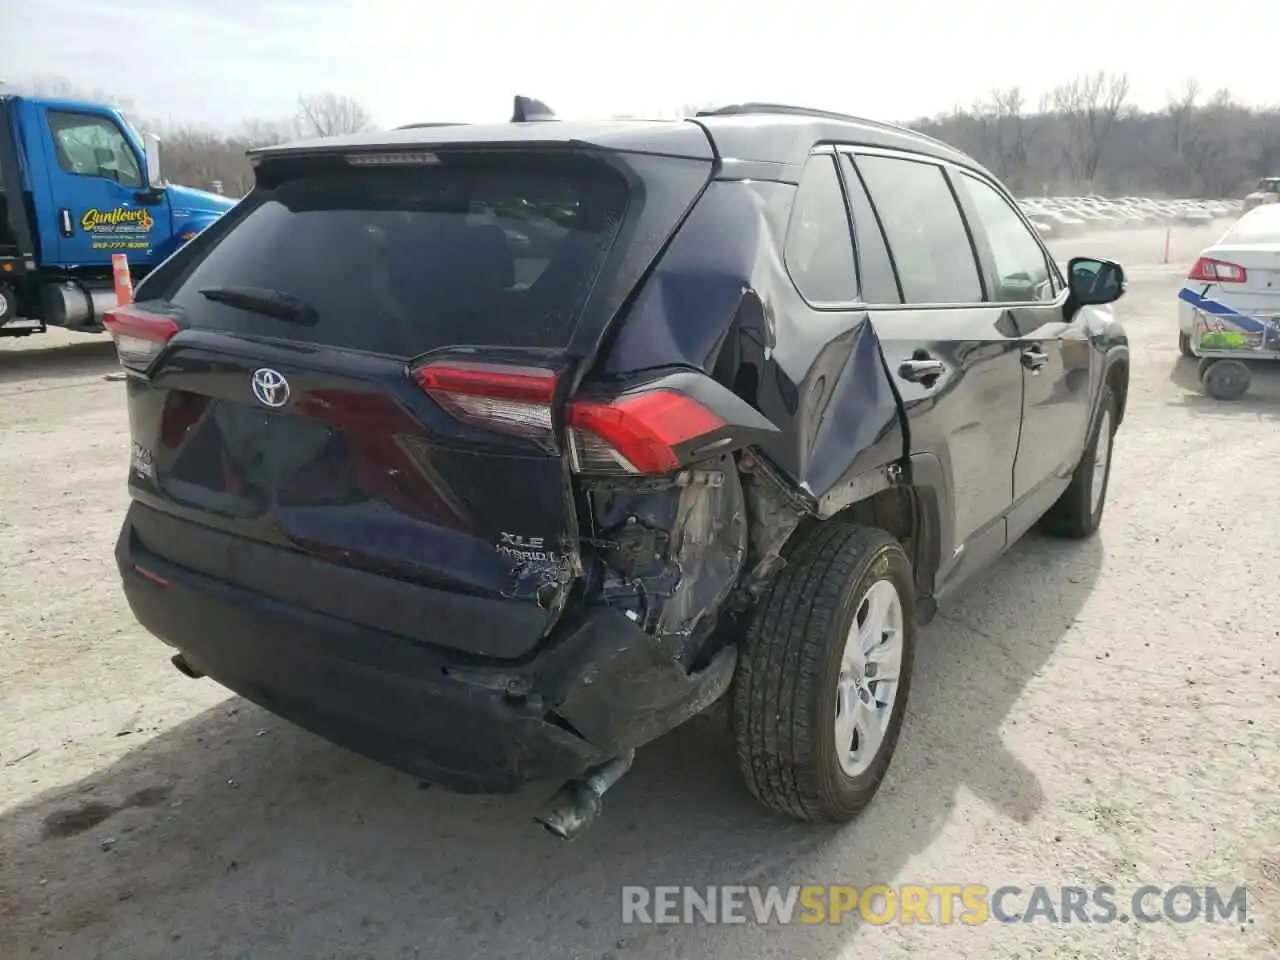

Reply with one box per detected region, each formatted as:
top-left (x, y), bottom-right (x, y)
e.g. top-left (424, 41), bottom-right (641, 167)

top-left (198, 286), bottom-right (319, 326)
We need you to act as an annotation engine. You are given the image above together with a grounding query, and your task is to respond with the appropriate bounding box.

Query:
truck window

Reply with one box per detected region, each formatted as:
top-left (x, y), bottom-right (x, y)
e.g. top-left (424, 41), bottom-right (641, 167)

top-left (46, 111), bottom-right (142, 189)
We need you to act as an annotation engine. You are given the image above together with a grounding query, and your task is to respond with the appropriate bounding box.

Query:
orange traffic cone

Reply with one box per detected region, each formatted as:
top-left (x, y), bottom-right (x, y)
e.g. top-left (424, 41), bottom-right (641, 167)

top-left (112, 254), bottom-right (134, 305)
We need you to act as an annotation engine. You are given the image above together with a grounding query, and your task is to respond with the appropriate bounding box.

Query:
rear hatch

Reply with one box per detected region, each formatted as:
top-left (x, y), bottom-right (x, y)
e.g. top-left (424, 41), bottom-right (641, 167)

top-left (113, 141), bottom-right (712, 659)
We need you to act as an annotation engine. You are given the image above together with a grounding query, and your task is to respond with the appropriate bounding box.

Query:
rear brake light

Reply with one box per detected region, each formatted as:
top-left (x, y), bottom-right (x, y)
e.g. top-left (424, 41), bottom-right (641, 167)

top-left (1189, 257), bottom-right (1247, 283)
top-left (411, 361), bottom-right (728, 475)
top-left (566, 391), bottom-right (725, 475)
top-left (413, 361), bottom-right (559, 439)
top-left (102, 305), bottom-right (180, 370)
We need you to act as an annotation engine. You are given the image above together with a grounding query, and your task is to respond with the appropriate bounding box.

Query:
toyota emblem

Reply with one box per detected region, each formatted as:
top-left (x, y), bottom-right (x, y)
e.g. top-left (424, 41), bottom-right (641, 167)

top-left (250, 368), bottom-right (291, 408)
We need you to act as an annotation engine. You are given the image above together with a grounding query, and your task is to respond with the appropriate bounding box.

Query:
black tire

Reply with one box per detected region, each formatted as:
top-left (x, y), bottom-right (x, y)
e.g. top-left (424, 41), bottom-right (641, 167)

top-left (1201, 358), bottom-right (1250, 401)
top-left (1178, 331), bottom-right (1196, 358)
top-left (1039, 383), bottom-right (1117, 539)
top-left (732, 524), bottom-right (916, 822)
top-left (0, 284), bottom-right (14, 326)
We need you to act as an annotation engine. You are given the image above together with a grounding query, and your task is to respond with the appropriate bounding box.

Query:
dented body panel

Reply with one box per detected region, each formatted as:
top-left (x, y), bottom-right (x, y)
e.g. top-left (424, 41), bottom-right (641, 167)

top-left (602, 178), bottom-right (906, 516)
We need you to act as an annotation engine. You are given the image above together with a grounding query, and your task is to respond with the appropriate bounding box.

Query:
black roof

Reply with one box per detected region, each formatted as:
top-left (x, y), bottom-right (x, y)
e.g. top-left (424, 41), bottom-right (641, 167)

top-left (249, 103), bottom-right (985, 180)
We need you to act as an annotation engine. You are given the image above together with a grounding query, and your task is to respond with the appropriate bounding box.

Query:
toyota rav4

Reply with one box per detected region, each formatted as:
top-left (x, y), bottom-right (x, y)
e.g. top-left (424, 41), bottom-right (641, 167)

top-left (108, 101), bottom-right (1129, 838)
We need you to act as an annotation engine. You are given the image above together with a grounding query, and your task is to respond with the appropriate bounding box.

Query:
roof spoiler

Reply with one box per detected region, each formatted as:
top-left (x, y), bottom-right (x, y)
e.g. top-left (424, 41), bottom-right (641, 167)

top-left (512, 95), bottom-right (556, 123)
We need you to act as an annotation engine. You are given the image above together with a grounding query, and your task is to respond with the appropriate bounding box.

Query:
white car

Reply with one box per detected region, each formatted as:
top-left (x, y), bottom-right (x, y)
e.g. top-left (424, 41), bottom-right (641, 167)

top-left (1177, 204), bottom-right (1280, 358)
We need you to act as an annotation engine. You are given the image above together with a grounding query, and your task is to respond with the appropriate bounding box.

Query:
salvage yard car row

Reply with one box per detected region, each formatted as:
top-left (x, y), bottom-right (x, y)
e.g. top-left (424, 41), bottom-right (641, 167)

top-left (1019, 195), bottom-right (1238, 235)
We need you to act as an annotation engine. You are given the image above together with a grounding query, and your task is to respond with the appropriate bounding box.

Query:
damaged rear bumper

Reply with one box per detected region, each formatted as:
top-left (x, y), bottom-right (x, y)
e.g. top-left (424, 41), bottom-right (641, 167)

top-left (116, 511), bottom-right (735, 793)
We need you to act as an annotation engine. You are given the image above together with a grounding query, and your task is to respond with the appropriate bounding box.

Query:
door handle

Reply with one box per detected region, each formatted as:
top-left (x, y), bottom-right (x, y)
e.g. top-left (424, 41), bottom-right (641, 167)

top-left (899, 358), bottom-right (946, 383)
top-left (1021, 347), bottom-right (1050, 371)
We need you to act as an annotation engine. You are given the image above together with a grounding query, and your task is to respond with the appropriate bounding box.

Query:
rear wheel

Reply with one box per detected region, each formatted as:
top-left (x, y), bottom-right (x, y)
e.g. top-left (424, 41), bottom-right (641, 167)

top-left (1178, 331), bottom-right (1196, 358)
top-left (0, 285), bottom-right (14, 326)
top-left (732, 524), bottom-right (916, 822)
top-left (1200, 358), bottom-right (1250, 401)
top-left (1039, 384), bottom-right (1117, 539)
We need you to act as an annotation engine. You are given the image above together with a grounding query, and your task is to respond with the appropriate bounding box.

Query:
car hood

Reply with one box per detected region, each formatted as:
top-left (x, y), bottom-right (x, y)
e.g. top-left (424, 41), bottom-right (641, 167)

top-left (166, 184), bottom-right (237, 217)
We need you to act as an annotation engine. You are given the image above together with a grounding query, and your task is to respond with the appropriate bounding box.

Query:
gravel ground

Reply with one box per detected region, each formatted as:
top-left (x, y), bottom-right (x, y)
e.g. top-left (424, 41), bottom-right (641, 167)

top-left (1, 224), bottom-right (1277, 960)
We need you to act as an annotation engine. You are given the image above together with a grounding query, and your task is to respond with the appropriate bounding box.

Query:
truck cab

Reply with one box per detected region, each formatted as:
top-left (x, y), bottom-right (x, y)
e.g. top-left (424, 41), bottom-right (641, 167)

top-left (0, 90), bottom-right (236, 336)
top-left (1242, 176), bottom-right (1280, 214)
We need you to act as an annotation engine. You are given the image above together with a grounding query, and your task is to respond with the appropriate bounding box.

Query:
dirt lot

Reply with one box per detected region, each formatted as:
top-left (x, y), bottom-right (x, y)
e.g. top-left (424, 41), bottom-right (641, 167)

top-left (2, 224), bottom-right (1278, 960)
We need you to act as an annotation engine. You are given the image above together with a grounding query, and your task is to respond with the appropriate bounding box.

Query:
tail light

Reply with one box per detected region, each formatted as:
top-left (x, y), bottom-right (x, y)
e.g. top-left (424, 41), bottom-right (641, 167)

top-left (102, 304), bottom-right (180, 371)
top-left (1189, 257), bottom-right (1247, 283)
top-left (413, 361), bottom-right (559, 440)
top-left (412, 360), bottom-right (727, 475)
top-left (566, 392), bottom-right (725, 474)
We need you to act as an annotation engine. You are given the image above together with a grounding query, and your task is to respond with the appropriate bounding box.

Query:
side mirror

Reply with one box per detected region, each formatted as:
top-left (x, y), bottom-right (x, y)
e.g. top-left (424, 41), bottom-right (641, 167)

top-left (143, 133), bottom-right (163, 187)
top-left (1068, 257), bottom-right (1125, 306)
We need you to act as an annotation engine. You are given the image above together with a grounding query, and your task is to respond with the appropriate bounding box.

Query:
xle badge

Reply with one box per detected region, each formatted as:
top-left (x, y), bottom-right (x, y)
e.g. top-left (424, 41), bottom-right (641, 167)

top-left (497, 533), bottom-right (559, 563)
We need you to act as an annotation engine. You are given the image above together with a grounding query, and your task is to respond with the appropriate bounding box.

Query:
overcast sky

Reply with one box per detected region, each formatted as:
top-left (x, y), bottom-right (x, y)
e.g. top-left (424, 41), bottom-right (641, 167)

top-left (4, 0), bottom-right (1276, 130)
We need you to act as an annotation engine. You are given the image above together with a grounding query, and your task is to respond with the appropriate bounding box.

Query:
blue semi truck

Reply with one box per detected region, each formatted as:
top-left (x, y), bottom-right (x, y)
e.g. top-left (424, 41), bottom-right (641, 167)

top-left (0, 88), bottom-right (236, 337)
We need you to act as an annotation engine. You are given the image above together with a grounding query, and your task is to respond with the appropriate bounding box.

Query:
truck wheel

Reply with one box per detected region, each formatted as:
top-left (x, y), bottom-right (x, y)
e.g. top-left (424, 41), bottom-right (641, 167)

top-left (1039, 384), bottom-right (1117, 539)
top-left (0, 284), bottom-right (14, 325)
top-left (1201, 359), bottom-right (1250, 401)
top-left (732, 524), bottom-right (916, 822)
top-left (1178, 331), bottom-right (1196, 358)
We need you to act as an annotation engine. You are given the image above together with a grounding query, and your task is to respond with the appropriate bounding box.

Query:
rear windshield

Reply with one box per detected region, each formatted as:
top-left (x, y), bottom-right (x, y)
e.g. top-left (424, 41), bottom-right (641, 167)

top-left (159, 154), bottom-right (630, 356)
top-left (1221, 206), bottom-right (1280, 244)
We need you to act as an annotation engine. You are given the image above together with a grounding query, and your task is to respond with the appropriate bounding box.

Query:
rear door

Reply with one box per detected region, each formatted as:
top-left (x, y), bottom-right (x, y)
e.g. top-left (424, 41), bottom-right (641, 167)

top-left (841, 149), bottom-right (1023, 593)
top-left (125, 148), bottom-right (708, 656)
top-left (951, 168), bottom-right (1092, 523)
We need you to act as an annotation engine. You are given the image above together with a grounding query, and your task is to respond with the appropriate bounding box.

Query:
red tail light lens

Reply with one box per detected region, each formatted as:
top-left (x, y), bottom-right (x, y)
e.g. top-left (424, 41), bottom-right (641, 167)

top-left (102, 305), bottom-right (180, 370)
top-left (1189, 257), bottom-right (1246, 283)
top-left (413, 361), bottom-right (559, 440)
top-left (411, 360), bottom-right (727, 475)
top-left (566, 391), bottom-right (725, 475)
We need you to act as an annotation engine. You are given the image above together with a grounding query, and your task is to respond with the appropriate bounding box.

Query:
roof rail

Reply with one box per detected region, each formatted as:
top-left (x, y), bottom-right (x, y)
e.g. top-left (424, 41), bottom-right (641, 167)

top-left (694, 102), bottom-right (956, 152)
top-left (696, 102), bottom-right (868, 123)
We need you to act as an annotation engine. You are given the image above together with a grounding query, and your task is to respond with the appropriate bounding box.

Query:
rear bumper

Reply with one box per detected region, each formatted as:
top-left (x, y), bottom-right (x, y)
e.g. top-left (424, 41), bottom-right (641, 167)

top-left (116, 504), bottom-right (735, 793)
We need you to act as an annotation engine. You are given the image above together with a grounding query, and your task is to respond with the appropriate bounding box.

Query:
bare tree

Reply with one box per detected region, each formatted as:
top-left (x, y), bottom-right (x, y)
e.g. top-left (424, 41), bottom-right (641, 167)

top-left (1051, 71), bottom-right (1131, 188)
top-left (9, 74), bottom-right (134, 111)
top-left (968, 86), bottom-right (1041, 189)
top-left (11, 71), bottom-right (1280, 201)
top-left (296, 92), bottom-right (375, 138)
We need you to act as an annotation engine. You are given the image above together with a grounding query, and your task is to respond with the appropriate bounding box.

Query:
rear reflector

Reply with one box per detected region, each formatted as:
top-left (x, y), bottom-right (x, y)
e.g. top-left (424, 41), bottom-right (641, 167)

top-left (132, 564), bottom-right (170, 587)
top-left (102, 304), bottom-right (180, 370)
top-left (411, 360), bottom-right (727, 475)
top-left (1189, 256), bottom-right (1247, 283)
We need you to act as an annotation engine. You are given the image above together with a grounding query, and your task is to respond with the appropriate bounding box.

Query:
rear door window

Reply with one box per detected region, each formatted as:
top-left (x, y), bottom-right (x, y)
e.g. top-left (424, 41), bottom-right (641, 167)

top-left (840, 156), bottom-right (902, 304)
top-left (853, 154), bottom-right (983, 305)
top-left (154, 154), bottom-right (630, 357)
top-left (784, 155), bottom-right (858, 304)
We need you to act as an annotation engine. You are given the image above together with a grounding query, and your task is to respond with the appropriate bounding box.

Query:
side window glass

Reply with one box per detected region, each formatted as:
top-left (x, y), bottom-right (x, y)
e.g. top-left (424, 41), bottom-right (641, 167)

top-left (784, 155), bottom-right (858, 304)
top-left (840, 156), bottom-right (901, 304)
top-left (47, 111), bottom-right (143, 189)
top-left (958, 173), bottom-right (1055, 302)
top-left (854, 154), bottom-right (982, 305)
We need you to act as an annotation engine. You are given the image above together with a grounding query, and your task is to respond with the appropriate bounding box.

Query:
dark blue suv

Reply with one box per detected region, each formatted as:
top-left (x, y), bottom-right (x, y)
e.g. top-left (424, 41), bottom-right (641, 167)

top-left (106, 102), bottom-right (1129, 837)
